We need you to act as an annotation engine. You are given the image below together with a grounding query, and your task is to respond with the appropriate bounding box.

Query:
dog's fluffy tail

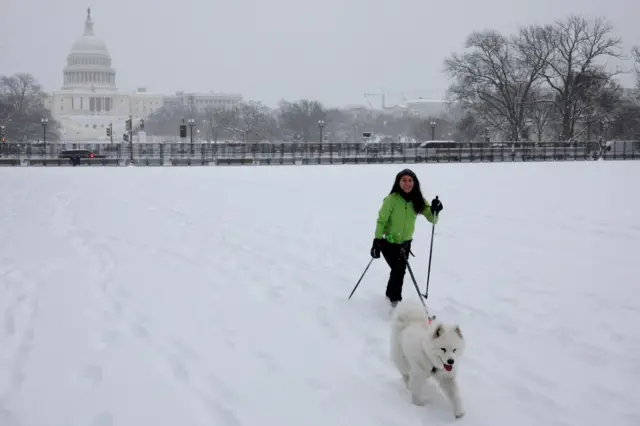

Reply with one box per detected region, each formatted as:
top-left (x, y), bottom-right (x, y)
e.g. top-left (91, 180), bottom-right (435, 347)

top-left (390, 299), bottom-right (429, 333)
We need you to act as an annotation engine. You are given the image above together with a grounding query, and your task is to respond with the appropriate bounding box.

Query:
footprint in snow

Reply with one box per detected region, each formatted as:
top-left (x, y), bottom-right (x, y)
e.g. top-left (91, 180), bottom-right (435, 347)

top-left (163, 354), bottom-right (192, 386)
top-left (0, 406), bottom-right (22, 426)
top-left (99, 329), bottom-right (119, 348)
top-left (130, 322), bottom-right (150, 340)
top-left (255, 350), bottom-right (278, 370)
top-left (207, 374), bottom-right (241, 402)
top-left (171, 340), bottom-right (199, 362)
top-left (3, 309), bottom-right (15, 335)
top-left (91, 411), bottom-right (114, 426)
top-left (112, 301), bottom-right (123, 317)
top-left (117, 288), bottom-right (131, 299)
top-left (81, 365), bottom-right (103, 384)
top-left (205, 402), bottom-right (242, 426)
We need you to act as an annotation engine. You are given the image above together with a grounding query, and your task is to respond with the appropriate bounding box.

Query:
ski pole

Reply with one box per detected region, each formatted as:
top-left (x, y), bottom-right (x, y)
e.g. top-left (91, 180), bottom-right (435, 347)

top-left (347, 257), bottom-right (374, 300)
top-left (406, 258), bottom-right (436, 321)
top-left (405, 259), bottom-right (426, 309)
top-left (422, 214), bottom-right (437, 298)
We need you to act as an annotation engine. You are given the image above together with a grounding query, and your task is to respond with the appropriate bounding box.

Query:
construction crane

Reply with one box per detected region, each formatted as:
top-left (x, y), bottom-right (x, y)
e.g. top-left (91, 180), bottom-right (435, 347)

top-left (364, 92), bottom-right (386, 110)
top-left (364, 90), bottom-right (421, 109)
top-left (364, 88), bottom-right (443, 110)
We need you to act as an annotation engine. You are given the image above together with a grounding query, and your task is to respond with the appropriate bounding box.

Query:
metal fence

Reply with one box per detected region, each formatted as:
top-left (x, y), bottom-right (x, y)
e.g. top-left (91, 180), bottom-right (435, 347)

top-left (0, 140), bottom-right (638, 167)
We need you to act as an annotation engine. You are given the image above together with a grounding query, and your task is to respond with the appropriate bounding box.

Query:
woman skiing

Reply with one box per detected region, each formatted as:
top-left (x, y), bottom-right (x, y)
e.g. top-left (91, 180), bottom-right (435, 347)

top-left (370, 168), bottom-right (443, 306)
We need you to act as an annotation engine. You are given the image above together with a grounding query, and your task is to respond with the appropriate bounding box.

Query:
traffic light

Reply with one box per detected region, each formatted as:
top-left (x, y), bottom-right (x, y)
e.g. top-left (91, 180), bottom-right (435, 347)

top-left (0, 126), bottom-right (5, 138)
top-left (123, 133), bottom-right (129, 142)
top-left (106, 127), bottom-right (111, 137)
top-left (125, 118), bottom-right (132, 131)
top-left (179, 124), bottom-right (187, 138)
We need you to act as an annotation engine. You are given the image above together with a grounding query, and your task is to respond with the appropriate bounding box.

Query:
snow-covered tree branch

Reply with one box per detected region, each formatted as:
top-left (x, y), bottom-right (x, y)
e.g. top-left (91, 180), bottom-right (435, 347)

top-left (0, 73), bottom-right (59, 142)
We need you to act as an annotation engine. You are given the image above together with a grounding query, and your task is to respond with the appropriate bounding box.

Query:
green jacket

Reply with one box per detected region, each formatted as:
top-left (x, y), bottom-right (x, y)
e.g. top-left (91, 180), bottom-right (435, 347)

top-left (374, 193), bottom-right (439, 244)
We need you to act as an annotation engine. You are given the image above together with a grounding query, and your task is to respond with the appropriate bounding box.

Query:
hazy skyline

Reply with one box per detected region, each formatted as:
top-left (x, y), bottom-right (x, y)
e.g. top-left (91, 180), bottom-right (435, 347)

top-left (2, 0), bottom-right (638, 108)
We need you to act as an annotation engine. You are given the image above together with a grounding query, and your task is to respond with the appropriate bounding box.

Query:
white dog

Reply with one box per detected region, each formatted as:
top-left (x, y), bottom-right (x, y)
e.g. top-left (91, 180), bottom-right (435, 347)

top-left (390, 300), bottom-right (466, 419)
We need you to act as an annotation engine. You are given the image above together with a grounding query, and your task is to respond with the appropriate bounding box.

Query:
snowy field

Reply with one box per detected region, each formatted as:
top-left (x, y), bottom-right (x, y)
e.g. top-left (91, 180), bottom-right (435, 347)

top-left (0, 161), bottom-right (638, 426)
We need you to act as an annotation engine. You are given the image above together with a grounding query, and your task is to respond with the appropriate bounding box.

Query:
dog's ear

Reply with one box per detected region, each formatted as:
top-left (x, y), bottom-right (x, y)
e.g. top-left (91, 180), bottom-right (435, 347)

top-left (433, 324), bottom-right (444, 338)
top-left (453, 325), bottom-right (463, 339)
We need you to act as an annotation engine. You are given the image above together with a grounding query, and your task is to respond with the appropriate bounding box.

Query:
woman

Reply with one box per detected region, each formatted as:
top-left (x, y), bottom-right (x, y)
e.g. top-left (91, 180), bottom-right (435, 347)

top-left (370, 168), bottom-right (443, 306)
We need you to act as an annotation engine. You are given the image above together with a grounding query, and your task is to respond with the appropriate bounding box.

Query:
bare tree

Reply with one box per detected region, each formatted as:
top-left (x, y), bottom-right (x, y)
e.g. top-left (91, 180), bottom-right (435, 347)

top-left (0, 73), bottom-right (58, 141)
top-left (323, 108), bottom-right (351, 142)
top-left (633, 46), bottom-right (640, 102)
top-left (532, 15), bottom-right (623, 141)
top-left (576, 71), bottom-right (622, 141)
top-left (444, 27), bottom-right (550, 141)
top-left (227, 101), bottom-right (270, 142)
top-left (373, 113), bottom-right (411, 141)
top-left (608, 97), bottom-right (640, 140)
top-left (0, 97), bottom-right (10, 128)
top-left (204, 106), bottom-right (237, 142)
top-left (260, 111), bottom-right (283, 142)
top-left (1, 73), bottom-right (44, 116)
top-left (145, 104), bottom-right (191, 138)
top-left (410, 117), bottom-right (454, 141)
top-left (278, 99), bottom-right (326, 142)
top-left (526, 88), bottom-right (555, 141)
top-left (452, 114), bottom-right (485, 142)
top-left (346, 107), bottom-right (377, 142)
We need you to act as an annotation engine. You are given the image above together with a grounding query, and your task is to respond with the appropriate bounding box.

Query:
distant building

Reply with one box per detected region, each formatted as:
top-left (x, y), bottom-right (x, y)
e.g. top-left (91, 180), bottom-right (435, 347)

top-left (43, 8), bottom-right (243, 141)
top-left (386, 98), bottom-right (450, 118)
top-left (163, 91), bottom-right (242, 114)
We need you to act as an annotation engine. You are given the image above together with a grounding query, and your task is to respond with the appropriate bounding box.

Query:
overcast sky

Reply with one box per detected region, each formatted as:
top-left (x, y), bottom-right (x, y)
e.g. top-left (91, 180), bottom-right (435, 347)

top-left (1, 0), bottom-right (638, 108)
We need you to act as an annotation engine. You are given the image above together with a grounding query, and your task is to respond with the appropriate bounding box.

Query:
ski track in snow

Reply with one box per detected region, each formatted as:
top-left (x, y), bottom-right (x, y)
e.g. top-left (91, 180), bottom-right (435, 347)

top-left (0, 162), bottom-right (639, 426)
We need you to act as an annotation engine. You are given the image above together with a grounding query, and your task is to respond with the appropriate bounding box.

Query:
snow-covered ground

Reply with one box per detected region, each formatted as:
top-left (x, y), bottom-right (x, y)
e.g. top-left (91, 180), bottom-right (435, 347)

top-left (0, 161), bottom-right (638, 426)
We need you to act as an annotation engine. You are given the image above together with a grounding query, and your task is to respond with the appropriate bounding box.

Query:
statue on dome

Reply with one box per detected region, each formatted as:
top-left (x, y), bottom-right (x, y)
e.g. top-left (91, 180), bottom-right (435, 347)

top-left (87, 6), bottom-right (91, 20)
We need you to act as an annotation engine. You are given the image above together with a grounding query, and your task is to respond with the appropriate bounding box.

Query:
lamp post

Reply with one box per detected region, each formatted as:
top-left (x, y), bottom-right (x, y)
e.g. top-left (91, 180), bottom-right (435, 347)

top-left (41, 118), bottom-right (48, 155)
top-left (430, 121), bottom-right (436, 140)
top-left (318, 119), bottom-right (325, 157)
top-left (188, 118), bottom-right (195, 154)
top-left (127, 116), bottom-right (133, 163)
top-left (107, 122), bottom-right (113, 144)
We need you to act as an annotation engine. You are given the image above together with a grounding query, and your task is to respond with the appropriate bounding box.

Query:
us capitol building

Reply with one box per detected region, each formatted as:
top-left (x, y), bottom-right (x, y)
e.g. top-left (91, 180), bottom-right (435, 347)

top-left (44, 8), bottom-right (243, 141)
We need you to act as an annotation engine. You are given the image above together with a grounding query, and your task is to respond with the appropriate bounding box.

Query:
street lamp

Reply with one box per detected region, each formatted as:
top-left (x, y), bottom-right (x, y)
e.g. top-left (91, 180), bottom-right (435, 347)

top-left (125, 115), bottom-right (133, 163)
top-left (430, 121), bottom-right (436, 141)
top-left (318, 120), bottom-right (325, 155)
top-left (188, 118), bottom-right (195, 154)
top-left (41, 118), bottom-right (48, 155)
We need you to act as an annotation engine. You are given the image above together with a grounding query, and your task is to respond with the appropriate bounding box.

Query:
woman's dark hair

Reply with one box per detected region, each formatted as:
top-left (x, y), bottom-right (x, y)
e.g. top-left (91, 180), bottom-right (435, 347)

top-left (389, 168), bottom-right (427, 214)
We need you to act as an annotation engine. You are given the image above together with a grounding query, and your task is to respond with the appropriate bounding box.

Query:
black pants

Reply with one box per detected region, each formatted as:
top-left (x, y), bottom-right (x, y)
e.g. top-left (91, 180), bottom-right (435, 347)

top-left (381, 240), bottom-right (411, 303)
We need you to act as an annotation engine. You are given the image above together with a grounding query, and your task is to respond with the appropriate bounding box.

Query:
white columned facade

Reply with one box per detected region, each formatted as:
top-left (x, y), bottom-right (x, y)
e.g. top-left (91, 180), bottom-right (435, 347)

top-left (49, 7), bottom-right (131, 141)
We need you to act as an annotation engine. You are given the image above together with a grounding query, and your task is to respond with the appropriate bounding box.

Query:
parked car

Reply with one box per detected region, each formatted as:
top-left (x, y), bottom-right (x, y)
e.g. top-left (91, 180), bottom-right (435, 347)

top-left (58, 149), bottom-right (106, 159)
top-left (59, 149), bottom-right (107, 166)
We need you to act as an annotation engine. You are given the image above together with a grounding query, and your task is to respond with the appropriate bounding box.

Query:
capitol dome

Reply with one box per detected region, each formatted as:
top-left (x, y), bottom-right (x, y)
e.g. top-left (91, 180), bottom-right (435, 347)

top-left (62, 8), bottom-right (117, 91)
top-left (69, 33), bottom-right (109, 57)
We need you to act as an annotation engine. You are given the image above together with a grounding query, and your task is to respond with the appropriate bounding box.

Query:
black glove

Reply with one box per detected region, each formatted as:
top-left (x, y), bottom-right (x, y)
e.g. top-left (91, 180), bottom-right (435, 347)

top-left (370, 238), bottom-right (384, 259)
top-left (400, 240), bottom-right (413, 260)
top-left (430, 196), bottom-right (443, 215)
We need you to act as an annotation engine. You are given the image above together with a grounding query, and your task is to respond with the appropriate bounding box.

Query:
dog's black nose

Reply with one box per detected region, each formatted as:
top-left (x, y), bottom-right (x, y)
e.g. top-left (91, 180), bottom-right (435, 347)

top-left (447, 359), bottom-right (454, 365)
